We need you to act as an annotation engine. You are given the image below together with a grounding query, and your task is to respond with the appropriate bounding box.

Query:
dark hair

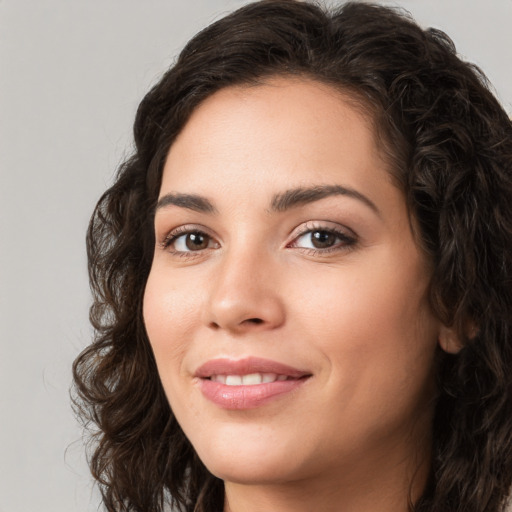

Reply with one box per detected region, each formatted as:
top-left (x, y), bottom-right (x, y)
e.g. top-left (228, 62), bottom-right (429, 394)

top-left (72, 1), bottom-right (512, 511)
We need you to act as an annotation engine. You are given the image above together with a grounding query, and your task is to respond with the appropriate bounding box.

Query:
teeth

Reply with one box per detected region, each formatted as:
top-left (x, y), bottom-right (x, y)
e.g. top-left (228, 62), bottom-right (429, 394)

top-left (242, 373), bottom-right (262, 385)
top-left (211, 373), bottom-right (285, 386)
top-left (225, 375), bottom-right (242, 386)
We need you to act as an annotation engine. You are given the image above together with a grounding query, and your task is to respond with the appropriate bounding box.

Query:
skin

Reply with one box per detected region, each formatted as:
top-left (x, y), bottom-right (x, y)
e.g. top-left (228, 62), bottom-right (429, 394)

top-left (143, 78), bottom-right (451, 512)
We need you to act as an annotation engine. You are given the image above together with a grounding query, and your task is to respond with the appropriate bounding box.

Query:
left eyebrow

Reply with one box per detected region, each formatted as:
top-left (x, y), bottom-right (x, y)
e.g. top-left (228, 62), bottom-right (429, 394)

top-left (270, 184), bottom-right (380, 216)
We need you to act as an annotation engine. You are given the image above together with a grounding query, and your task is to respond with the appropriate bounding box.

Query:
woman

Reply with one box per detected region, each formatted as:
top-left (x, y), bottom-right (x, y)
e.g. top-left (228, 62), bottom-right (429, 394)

top-left (73, 1), bottom-right (512, 511)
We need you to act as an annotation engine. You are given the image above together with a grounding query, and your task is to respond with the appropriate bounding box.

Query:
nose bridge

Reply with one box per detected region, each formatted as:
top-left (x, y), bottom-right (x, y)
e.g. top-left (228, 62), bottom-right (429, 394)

top-left (205, 238), bottom-right (285, 332)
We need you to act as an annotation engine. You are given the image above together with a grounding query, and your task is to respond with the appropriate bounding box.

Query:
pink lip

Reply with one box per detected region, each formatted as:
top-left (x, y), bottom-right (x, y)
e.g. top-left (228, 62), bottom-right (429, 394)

top-left (195, 357), bottom-right (311, 410)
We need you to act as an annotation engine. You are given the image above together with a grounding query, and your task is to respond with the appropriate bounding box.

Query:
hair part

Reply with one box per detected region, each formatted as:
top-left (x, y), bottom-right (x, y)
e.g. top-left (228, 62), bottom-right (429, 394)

top-left (73, 2), bottom-right (512, 511)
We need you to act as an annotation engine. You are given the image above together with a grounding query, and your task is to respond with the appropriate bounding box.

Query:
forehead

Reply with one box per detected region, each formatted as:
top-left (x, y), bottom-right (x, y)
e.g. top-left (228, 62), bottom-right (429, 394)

top-left (161, 77), bottom-right (393, 206)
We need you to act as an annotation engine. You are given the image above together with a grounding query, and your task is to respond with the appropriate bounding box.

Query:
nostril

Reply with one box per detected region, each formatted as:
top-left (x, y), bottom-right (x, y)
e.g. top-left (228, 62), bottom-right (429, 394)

top-left (246, 318), bottom-right (264, 325)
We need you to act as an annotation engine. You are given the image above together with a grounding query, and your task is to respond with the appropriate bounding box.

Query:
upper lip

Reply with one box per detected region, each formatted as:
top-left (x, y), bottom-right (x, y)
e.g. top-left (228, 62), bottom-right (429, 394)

top-left (194, 357), bottom-right (311, 379)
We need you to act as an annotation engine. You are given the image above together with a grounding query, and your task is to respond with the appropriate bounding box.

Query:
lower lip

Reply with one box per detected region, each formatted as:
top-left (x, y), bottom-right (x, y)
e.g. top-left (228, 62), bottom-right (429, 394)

top-left (198, 378), bottom-right (308, 410)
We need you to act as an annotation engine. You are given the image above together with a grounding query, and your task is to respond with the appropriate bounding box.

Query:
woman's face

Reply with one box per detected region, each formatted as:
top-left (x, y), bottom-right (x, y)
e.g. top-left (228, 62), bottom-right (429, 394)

top-left (144, 78), bottom-right (442, 487)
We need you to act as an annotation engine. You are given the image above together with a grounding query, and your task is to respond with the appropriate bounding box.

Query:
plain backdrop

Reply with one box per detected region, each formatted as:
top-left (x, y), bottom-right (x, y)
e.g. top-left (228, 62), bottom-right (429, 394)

top-left (1, 1), bottom-right (511, 511)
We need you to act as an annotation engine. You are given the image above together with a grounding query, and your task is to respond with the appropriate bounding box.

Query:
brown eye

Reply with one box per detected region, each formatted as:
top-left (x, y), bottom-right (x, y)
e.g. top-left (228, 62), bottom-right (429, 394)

top-left (310, 230), bottom-right (337, 249)
top-left (185, 232), bottom-right (210, 250)
top-left (168, 230), bottom-right (217, 252)
top-left (292, 227), bottom-right (356, 252)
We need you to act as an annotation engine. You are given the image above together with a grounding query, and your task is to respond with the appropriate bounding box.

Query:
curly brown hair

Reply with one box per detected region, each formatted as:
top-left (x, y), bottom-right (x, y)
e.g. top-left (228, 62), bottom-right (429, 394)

top-left (73, 1), bottom-right (512, 511)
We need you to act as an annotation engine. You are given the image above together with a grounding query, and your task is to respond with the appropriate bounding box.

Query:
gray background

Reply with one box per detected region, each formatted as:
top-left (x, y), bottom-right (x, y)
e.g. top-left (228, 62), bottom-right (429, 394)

top-left (1, 1), bottom-right (511, 511)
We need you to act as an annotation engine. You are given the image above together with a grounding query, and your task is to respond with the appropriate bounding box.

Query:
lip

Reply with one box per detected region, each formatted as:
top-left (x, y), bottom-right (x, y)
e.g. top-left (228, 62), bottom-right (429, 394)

top-left (195, 356), bottom-right (310, 379)
top-left (195, 357), bottom-right (311, 410)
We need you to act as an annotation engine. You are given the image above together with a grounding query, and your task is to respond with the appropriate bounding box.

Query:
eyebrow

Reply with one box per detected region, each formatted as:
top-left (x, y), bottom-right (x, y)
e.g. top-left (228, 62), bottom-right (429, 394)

top-left (155, 184), bottom-right (380, 217)
top-left (155, 193), bottom-right (217, 214)
top-left (270, 185), bottom-right (380, 215)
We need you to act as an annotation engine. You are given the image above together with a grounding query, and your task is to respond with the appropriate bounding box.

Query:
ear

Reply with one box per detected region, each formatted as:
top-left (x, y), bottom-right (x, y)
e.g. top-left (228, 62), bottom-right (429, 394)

top-left (438, 325), bottom-right (463, 354)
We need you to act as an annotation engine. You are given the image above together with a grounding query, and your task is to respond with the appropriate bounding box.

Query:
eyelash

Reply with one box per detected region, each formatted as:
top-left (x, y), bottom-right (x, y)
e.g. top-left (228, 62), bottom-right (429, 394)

top-left (160, 225), bottom-right (218, 258)
top-left (160, 223), bottom-right (357, 258)
top-left (288, 222), bottom-right (357, 255)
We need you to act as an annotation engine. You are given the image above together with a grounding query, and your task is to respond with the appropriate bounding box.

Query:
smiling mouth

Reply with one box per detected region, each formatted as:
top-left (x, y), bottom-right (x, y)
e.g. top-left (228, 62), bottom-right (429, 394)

top-left (208, 373), bottom-right (301, 385)
top-left (195, 356), bottom-right (310, 379)
top-left (196, 358), bottom-right (311, 409)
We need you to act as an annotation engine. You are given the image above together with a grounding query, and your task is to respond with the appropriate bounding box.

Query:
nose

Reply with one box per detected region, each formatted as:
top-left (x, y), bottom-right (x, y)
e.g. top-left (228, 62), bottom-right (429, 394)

top-left (204, 247), bottom-right (286, 334)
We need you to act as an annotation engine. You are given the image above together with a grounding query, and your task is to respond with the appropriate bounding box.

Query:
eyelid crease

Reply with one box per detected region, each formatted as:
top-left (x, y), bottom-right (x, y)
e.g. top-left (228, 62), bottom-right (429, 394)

top-left (292, 230), bottom-right (356, 245)
top-left (287, 220), bottom-right (357, 241)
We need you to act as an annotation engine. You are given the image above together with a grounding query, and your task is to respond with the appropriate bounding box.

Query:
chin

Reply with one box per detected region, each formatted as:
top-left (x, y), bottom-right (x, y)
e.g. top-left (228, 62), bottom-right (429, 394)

top-left (192, 425), bottom-right (308, 485)
top-left (205, 456), bottom-right (300, 486)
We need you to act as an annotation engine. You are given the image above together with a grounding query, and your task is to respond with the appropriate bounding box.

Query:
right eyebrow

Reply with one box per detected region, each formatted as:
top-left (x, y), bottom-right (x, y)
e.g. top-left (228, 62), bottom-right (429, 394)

top-left (155, 193), bottom-right (217, 214)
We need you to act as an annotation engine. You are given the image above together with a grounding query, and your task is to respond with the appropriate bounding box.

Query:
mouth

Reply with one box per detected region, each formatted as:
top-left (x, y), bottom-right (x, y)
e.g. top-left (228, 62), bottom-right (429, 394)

top-left (195, 356), bottom-right (311, 382)
top-left (195, 357), bottom-right (312, 410)
top-left (208, 373), bottom-right (302, 385)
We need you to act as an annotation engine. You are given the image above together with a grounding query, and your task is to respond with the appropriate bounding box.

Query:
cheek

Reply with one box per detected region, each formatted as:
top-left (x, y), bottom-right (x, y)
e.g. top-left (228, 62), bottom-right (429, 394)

top-left (293, 251), bottom-right (438, 403)
top-left (296, 256), bottom-right (433, 339)
top-left (143, 269), bottom-right (201, 381)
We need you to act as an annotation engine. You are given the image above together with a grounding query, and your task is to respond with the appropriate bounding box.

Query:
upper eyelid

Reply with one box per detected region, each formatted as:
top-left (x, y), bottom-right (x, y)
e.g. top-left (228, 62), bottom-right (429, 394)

top-left (289, 221), bottom-right (357, 239)
top-left (162, 224), bottom-right (216, 238)
top-left (289, 227), bottom-right (356, 247)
